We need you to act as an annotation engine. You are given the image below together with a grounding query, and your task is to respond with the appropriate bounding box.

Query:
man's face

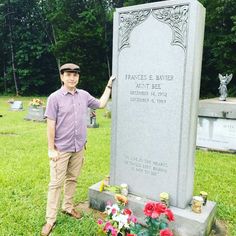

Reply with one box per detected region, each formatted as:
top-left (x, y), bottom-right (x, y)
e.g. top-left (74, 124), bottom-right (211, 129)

top-left (61, 71), bottom-right (79, 90)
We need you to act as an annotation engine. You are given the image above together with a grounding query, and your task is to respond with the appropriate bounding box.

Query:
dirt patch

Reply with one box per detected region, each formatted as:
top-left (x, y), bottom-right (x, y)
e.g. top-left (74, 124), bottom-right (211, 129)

top-left (75, 201), bottom-right (106, 220)
top-left (0, 131), bottom-right (18, 136)
top-left (210, 220), bottom-right (228, 236)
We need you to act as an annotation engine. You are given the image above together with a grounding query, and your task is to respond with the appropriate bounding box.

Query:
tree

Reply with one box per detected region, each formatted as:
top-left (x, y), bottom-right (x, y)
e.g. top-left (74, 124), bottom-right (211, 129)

top-left (43, 0), bottom-right (114, 96)
top-left (199, 0), bottom-right (236, 97)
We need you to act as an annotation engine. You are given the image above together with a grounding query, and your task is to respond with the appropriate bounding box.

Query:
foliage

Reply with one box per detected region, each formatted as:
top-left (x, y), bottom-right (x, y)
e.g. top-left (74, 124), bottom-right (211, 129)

top-left (0, 0), bottom-right (235, 97)
top-left (199, 0), bottom-right (236, 98)
top-left (0, 0), bottom-right (59, 95)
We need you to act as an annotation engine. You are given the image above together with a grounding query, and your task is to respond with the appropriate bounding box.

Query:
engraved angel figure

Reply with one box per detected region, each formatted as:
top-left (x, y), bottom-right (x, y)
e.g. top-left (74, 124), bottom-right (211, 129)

top-left (218, 73), bottom-right (233, 101)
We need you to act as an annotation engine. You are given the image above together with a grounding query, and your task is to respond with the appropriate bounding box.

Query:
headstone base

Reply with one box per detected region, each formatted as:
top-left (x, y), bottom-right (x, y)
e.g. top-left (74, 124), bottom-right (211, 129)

top-left (89, 181), bottom-right (217, 236)
top-left (87, 123), bottom-right (99, 128)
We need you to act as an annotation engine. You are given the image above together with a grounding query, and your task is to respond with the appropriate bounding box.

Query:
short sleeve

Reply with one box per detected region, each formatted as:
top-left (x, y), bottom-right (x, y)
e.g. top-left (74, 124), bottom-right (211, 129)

top-left (87, 93), bottom-right (100, 109)
top-left (44, 94), bottom-right (58, 120)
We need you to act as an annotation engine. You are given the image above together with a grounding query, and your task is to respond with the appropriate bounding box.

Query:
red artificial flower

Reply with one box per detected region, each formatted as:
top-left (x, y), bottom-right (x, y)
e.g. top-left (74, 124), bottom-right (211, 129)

top-left (164, 208), bottom-right (175, 221)
top-left (154, 202), bottom-right (166, 215)
top-left (160, 228), bottom-right (174, 236)
top-left (144, 202), bottom-right (155, 217)
top-left (127, 234), bottom-right (136, 236)
top-left (149, 202), bottom-right (166, 218)
top-left (123, 208), bottom-right (132, 216)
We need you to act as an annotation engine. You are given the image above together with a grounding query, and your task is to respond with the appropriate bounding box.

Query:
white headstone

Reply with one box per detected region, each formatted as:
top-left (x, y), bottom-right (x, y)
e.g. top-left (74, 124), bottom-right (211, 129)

top-left (110, 0), bottom-right (205, 208)
top-left (197, 98), bottom-right (236, 152)
top-left (11, 101), bottom-right (23, 111)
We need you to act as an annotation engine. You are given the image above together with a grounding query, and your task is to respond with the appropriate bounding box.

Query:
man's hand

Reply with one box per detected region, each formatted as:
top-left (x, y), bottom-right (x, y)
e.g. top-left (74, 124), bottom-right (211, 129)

top-left (48, 149), bottom-right (59, 161)
top-left (107, 75), bottom-right (116, 87)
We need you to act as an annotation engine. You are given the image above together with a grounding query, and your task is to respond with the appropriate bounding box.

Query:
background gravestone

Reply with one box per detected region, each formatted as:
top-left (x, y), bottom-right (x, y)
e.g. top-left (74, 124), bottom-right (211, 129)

top-left (24, 106), bottom-right (46, 122)
top-left (89, 1), bottom-right (216, 235)
top-left (197, 98), bottom-right (236, 152)
top-left (10, 101), bottom-right (23, 111)
top-left (104, 101), bottom-right (112, 118)
top-left (87, 108), bottom-right (99, 128)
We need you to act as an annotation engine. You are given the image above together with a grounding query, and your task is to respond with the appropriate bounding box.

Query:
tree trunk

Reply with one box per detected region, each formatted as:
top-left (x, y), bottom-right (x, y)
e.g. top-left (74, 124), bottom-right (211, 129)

top-left (7, 0), bottom-right (19, 96)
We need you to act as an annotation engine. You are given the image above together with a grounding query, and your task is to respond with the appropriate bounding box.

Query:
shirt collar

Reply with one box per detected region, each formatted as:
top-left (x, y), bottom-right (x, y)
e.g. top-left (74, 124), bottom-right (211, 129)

top-left (60, 86), bottom-right (79, 95)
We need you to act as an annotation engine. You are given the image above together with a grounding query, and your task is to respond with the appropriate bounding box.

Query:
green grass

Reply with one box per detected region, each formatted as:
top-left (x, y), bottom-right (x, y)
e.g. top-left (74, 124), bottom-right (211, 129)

top-left (0, 96), bottom-right (236, 235)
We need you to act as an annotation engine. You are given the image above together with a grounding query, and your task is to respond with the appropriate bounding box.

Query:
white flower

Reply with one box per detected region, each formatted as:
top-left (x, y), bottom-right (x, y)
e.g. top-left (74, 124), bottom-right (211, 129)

top-left (105, 203), bottom-right (120, 216)
top-left (113, 214), bottom-right (129, 229)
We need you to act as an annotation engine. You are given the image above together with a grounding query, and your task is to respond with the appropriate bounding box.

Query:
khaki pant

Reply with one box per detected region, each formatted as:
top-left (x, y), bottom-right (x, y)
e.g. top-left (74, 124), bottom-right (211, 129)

top-left (45, 149), bottom-right (84, 225)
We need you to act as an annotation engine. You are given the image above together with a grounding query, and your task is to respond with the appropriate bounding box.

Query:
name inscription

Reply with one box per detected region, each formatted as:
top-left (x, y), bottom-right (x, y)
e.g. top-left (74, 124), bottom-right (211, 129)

top-left (125, 74), bottom-right (175, 104)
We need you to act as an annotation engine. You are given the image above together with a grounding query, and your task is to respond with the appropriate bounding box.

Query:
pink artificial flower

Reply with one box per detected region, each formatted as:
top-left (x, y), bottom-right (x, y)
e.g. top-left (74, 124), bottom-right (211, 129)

top-left (104, 221), bottom-right (112, 231)
top-left (130, 215), bottom-right (137, 223)
top-left (111, 208), bottom-right (117, 215)
top-left (97, 219), bottom-right (103, 225)
top-left (160, 228), bottom-right (174, 236)
top-left (111, 228), bottom-right (118, 236)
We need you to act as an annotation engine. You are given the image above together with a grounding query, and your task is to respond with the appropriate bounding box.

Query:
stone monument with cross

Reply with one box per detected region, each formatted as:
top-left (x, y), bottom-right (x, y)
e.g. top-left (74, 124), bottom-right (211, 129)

top-left (89, 0), bottom-right (216, 235)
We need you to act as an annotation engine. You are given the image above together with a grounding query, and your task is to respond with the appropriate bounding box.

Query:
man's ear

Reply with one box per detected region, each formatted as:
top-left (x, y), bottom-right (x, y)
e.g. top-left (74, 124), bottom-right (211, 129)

top-left (60, 74), bottom-right (64, 85)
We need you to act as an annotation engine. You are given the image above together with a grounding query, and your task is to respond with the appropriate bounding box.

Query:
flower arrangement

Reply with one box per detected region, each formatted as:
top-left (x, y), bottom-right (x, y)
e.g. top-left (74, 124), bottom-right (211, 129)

top-left (97, 197), bottom-right (174, 236)
top-left (97, 195), bottom-right (137, 236)
top-left (142, 201), bottom-right (174, 236)
top-left (29, 98), bottom-right (44, 108)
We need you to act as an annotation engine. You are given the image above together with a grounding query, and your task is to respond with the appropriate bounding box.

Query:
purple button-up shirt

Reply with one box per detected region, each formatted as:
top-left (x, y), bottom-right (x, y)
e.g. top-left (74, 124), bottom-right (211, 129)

top-left (45, 87), bottom-right (100, 152)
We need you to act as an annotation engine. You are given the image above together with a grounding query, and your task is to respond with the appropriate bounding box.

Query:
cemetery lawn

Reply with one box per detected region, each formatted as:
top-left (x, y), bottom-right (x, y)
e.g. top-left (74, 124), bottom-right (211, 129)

top-left (0, 96), bottom-right (236, 236)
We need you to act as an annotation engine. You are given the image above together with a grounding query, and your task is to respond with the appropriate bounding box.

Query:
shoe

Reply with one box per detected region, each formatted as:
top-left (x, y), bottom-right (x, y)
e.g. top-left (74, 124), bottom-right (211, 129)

top-left (41, 222), bottom-right (55, 236)
top-left (62, 209), bottom-right (83, 219)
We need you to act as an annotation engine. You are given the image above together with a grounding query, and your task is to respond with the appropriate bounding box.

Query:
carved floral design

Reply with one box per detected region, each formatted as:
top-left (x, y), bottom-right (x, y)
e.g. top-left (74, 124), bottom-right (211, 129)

top-left (118, 5), bottom-right (189, 52)
top-left (119, 10), bottom-right (151, 50)
top-left (152, 5), bottom-right (189, 51)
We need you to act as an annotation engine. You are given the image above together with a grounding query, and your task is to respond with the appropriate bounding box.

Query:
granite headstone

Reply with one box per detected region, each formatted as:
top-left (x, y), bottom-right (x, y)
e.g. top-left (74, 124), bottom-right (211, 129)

top-left (110, 0), bottom-right (205, 209)
top-left (89, 1), bottom-right (216, 235)
top-left (24, 106), bottom-right (46, 122)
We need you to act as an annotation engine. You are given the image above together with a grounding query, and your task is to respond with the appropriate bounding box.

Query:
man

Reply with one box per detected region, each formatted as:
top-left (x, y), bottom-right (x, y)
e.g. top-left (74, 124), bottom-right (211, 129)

top-left (41, 63), bottom-right (114, 236)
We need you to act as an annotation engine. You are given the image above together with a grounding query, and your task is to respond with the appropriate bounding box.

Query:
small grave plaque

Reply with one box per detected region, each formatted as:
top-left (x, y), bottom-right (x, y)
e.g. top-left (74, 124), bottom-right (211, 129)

top-left (10, 101), bottom-right (23, 111)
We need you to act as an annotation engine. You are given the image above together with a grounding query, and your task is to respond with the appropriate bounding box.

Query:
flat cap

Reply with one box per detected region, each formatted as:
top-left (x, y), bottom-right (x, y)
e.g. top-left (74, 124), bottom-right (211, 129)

top-left (60, 63), bottom-right (80, 73)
